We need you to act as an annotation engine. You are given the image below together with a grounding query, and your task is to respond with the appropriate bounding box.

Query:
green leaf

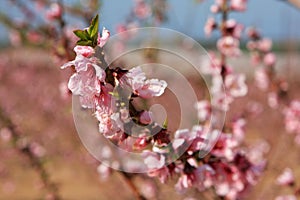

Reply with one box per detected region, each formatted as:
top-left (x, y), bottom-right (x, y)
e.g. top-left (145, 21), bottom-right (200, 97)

top-left (73, 29), bottom-right (90, 41)
top-left (76, 40), bottom-right (93, 46)
top-left (72, 14), bottom-right (99, 47)
top-left (88, 14), bottom-right (99, 40)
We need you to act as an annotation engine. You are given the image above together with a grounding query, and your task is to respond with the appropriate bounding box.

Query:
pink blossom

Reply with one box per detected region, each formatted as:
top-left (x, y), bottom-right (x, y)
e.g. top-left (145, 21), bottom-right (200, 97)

top-left (204, 17), bottom-right (217, 37)
top-left (225, 19), bottom-right (237, 29)
top-left (212, 92), bottom-right (232, 111)
top-left (225, 74), bottom-right (248, 98)
top-left (211, 134), bottom-right (239, 161)
top-left (217, 36), bottom-right (241, 57)
top-left (96, 84), bottom-right (116, 113)
top-left (215, 0), bottom-right (226, 6)
top-left (142, 150), bottom-right (165, 169)
top-left (133, 135), bottom-right (150, 150)
top-left (67, 63), bottom-right (104, 108)
top-left (210, 4), bottom-right (220, 13)
top-left (98, 28), bottom-right (110, 48)
top-left (96, 112), bottom-right (123, 139)
top-left (246, 27), bottom-right (260, 39)
top-left (215, 182), bottom-right (230, 196)
top-left (140, 111), bottom-right (153, 124)
top-left (200, 52), bottom-right (222, 75)
top-left (172, 126), bottom-right (208, 154)
top-left (276, 168), bottom-right (295, 186)
top-left (194, 100), bottom-right (211, 122)
top-left (74, 45), bottom-right (95, 58)
top-left (46, 3), bottom-right (62, 20)
top-left (247, 140), bottom-right (269, 165)
top-left (134, 0), bottom-right (152, 19)
top-left (123, 66), bottom-right (167, 98)
top-left (275, 195), bottom-right (297, 200)
top-left (254, 68), bottom-right (269, 91)
top-left (233, 24), bottom-right (244, 39)
top-left (263, 53), bottom-right (276, 67)
top-left (232, 118), bottom-right (246, 143)
top-left (29, 142), bottom-right (46, 158)
top-left (148, 166), bottom-right (170, 183)
top-left (268, 92), bottom-right (279, 109)
top-left (173, 129), bottom-right (196, 151)
top-left (224, 19), bottom-right (244, 38)
top-left (138, 180), bottom-right (158, 199)
top-left (257, 38), bottom-right (272, 52)
top-left (97, 163), bottom-right (111, 181)
top-left (189, 126), bottom-right (215, 153)
top-left (230, 0), bottom-right (247, 12)
top-left (175, 165), bottom-right (215, 193)
top-left (284, 100), bottom-right (300, 134)
top-left (61, 53), bottom-right (106, 107)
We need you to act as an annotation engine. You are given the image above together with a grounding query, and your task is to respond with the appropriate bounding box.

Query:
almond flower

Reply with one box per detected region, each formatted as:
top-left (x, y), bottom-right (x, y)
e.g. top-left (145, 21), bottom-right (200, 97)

top-left (254, 68), bottom-right (269, 91)
top-left (257, 38), bottom-right (272, 52)
top-left (74, 45), bottom-right (95, 58)
top-left (204, 17), bottom-right (217, 37)
top-left (230, 0), bottom-right (247, 12)
top-left (122, 66), bottom-right (167, 98)
top-left (194, 100), bottom-right (211, 122)
top-left (217, 36), bottom-right (241, 57)
top-left (175, 165), bottom-right (215, 193)
top-left (225, 19), bottom-right (244, 39)
top-left (211, 134), bottom-right (239, 161)
top-left (232, 118), bottom-right (246, 143)
top-left (142, 150), bottom-right (165, 169)
top-left (276, 168), bottom-right (295, 186)
top-left (225, 74), bottom-right (248, 98)
top-left (98, 27), bottom-right (110, 48)
top-left (46, 3), bottom-right (62, 20)
top-left (200, 52), bottom-right (222, 75)
top-left (263, 53), bottom-right (276, 67)
top-left (61, 46), bottom-right (106, 108)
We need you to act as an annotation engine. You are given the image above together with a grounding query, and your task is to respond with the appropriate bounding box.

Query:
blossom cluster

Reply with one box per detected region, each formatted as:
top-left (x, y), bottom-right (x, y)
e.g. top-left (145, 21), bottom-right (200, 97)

top-left (61, 9), bottom-right (267, 198)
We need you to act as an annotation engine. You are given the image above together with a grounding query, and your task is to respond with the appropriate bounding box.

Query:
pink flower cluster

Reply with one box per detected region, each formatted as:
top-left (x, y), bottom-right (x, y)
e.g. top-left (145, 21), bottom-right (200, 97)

top-left (210, 0), bottom-right (247, 14)
top-left (202, 52), bottom-right (248, 111)
top-left (62, 27), bottom-right (167, 142)
top-left (61, 4), bottom-right (269, 197)
top-left (247, 29), bottom-right (276, 67)
top-left (140, 121), bottom-right (266, 199)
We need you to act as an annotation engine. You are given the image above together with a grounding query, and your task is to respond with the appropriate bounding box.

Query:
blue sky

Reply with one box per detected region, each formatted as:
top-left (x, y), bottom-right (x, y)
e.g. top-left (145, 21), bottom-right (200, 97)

top-left (0, 0), bottom-right (300, 42)
top-left (99, 0), bottom-right (300, 41)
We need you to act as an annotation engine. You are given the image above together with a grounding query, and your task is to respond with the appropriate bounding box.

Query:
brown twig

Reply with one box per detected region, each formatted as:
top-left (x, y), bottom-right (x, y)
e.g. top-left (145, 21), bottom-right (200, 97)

top-left (220, 0), bottom-right (228, 80)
